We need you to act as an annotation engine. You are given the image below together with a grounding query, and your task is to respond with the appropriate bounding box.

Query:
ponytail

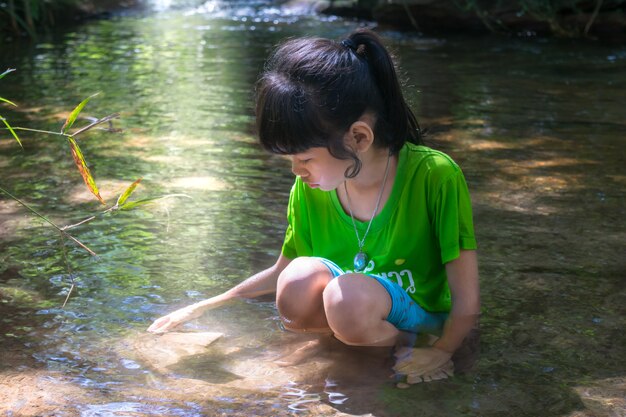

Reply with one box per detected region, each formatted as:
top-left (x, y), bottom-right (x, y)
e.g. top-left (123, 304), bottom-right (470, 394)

top-left (256, 28), bottom-right (422, 177)
top-left (342, 29), bottom-right (422, 152)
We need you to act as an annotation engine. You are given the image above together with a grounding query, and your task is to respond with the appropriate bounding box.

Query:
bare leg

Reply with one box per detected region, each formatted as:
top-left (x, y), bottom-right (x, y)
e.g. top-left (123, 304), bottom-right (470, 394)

top-left (273, 257), bottom-right (336, 366)
top-left (322, 273), bottom-right (399, 347)
top-left (276, 257), bottom-right (333, 333)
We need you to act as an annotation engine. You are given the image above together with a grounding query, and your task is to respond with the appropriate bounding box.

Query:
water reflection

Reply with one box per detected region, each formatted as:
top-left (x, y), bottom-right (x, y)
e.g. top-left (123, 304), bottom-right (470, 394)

top-left (1, 1), bottom-right (625, 416)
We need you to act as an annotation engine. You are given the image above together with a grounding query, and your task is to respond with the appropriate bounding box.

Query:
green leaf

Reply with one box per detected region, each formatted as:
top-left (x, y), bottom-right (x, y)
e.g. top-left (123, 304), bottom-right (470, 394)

top-left (120, 194), bottom-right (192, 211)
top-left (0, 97), bottom-right (17, 107)
top-left (0, 68), bottom-right (16, 80)
top-left (116, 178), bottom-right (143, 206)
top-left (61, 93), bottom-right (99, 135)
top-left (67, 136), bottom-right (105, 204)
top-left (1, 116), bottom-right (22, 148)
top-left (0, 69), bottom-right (17, 108)
top-left (119, 197), bottom-right (160, 211)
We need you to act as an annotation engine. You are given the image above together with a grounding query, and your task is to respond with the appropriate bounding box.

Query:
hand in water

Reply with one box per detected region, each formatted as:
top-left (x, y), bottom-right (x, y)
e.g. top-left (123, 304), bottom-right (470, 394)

top-left (393, 346), bottom-right (453, 385)
top-left (147, 305), bottom-right (200, 333)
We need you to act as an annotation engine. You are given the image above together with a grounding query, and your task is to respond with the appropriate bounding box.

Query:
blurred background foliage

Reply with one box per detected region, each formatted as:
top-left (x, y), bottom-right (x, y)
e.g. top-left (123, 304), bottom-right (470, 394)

top-left (1, 0), bottom-right (625, 40)
top-left (351, 0), bottom-right (626, 39)
top-left (0, 0), bottom-right (139, 38)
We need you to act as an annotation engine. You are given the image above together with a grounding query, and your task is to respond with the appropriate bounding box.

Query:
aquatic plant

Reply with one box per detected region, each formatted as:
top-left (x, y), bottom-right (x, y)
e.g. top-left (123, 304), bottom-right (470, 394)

top-left (0, 69), bottom-right (21, 147)
top-left (0, 68), bottom-right (188, 305)
top-left (1, 0), bottom-right (74, 38)
top-left (0, 0), bottom-right (136, 38)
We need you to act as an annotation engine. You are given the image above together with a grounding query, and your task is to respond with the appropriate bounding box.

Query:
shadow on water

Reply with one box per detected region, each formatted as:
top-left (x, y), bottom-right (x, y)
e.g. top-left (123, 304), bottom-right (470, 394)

top-left (1, 1), bottom-right (625, 416)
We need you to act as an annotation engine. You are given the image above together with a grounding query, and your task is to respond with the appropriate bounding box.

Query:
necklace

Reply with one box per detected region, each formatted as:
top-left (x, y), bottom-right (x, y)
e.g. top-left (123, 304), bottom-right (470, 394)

top-left (344, 153), bottom-right (392, 272)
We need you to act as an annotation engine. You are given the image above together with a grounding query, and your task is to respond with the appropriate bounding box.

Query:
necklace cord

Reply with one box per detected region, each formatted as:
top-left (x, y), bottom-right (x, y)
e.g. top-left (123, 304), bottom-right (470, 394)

top-left (344, 153), bottom-right (392, 252)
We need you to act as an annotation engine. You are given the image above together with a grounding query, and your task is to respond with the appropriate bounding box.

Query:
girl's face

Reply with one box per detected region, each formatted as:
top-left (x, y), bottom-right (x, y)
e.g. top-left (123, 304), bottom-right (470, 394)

top-left (290, 147), bottom-right (352, 191)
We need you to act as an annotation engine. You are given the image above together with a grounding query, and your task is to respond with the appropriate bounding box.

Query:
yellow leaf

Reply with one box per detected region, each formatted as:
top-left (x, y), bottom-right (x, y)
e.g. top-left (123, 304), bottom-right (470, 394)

top-left (67, 136), bottom-right (105, 204)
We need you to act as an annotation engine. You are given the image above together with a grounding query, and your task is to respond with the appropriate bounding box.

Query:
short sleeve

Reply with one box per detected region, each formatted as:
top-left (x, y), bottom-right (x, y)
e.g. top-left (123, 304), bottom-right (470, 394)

top-left (433, 169), bottom-right (477, 264)
top-left (281, 179), bottom-right (311, 259)
top-left (281, 223), bottom-right (297, 259)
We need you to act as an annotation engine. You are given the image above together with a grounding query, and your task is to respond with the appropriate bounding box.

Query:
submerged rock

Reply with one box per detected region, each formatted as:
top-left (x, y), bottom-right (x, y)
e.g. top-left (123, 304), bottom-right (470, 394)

top-left (123, 331), bottom-right (224, 371)
top-left (575, 377), bottom-right (626, 417)
top-left (114, 331), bottom-right (394, 414)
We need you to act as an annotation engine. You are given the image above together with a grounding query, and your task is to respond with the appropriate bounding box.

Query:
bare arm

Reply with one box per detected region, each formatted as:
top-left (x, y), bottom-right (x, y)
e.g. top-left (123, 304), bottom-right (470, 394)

top-left (394, 249), bottom-right (480, 384)
top-left (147, 254), bottom-right (292, 333)
top-left (433, 249), bottom-right (480, 353)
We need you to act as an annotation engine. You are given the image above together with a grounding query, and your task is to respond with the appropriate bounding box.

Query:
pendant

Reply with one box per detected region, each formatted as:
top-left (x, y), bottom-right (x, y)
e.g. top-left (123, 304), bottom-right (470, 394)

top-left (353, 251), bottom-right (368, 272)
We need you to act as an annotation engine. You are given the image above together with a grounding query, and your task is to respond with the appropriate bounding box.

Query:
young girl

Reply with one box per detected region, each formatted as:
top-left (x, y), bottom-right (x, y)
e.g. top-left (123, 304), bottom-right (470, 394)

top-left (148, 28), bottom-right (480, 385)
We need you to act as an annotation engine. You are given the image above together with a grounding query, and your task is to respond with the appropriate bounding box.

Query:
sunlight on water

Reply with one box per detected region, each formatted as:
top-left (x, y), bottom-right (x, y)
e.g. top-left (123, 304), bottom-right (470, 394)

top-left (0, 1), bottom-right (624, 416)
top-left (81, 401), bottom-right (204, 417)
top-left (151, 0), bottom-right (174, 12)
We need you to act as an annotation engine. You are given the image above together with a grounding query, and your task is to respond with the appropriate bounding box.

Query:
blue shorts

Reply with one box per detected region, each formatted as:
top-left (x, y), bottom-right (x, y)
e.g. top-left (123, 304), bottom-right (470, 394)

top-left (317, 258), bottom-right (448, 334)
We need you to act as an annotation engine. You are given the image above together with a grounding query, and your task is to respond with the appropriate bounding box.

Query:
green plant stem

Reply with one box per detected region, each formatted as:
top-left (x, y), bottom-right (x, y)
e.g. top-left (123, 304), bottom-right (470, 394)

top-left (58, 233), bottom-right (76, 308)
top-left (71, 113), bottom-right (120, 137)
top-left (402, 0), bottom-right (420, 32)
top-left (7, 113), bottom-right (120, 138)
top-left (62, 282), bottom-right (75, 308)
top-left (62, 206), bottom-right (116, 231)
top-left (11, 126), bottom-right (68, 136)
top-left (585, 0), bottom-right (603, 35)
top-left (0, 185), bottom-right (97, 256)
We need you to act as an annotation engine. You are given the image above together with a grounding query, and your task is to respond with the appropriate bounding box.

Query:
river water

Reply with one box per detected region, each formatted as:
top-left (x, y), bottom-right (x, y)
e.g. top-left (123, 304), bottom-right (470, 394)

top-left (0, 1), bottom-right (625, 416)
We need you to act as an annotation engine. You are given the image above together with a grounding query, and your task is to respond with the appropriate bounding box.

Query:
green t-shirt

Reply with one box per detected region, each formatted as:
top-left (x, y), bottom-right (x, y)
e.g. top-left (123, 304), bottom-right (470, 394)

top-left (281, 143), bottom-right (477, 313)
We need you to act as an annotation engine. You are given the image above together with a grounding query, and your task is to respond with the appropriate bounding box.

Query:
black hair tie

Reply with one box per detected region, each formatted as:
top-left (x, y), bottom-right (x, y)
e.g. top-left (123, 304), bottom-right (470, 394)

top-left (341, 38), bottom-right (357, 52)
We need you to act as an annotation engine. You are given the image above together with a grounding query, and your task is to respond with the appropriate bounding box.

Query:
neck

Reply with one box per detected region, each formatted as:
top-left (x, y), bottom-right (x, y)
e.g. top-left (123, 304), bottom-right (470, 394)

top-left (346, 148), bottom-right (396, 193)
top-left (341, 147), bottom-right (397, 222)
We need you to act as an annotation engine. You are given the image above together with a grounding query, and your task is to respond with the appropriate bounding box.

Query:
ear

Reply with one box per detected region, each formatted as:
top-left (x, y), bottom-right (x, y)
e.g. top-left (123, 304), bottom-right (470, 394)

top-left (346, 120), bottom-right (375, 153)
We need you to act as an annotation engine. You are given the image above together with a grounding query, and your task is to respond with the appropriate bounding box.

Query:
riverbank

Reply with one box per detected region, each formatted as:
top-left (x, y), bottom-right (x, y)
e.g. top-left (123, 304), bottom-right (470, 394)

top-left (1, 0), bottom-right (141, 39)
top-left (320, 0), bottom-right (626, 42)
top-left (4, 0), bottom-right (625, 41)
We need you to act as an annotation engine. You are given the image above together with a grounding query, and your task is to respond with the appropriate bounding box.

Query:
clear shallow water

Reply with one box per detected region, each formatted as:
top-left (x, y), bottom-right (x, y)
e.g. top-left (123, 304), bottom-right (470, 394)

top-left (0, 1), bottom-right (625, 416)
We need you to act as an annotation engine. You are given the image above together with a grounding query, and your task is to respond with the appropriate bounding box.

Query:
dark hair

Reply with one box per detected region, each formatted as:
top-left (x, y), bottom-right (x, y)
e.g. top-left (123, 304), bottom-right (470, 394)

top-left (255, 28), bottom-right (422, 178)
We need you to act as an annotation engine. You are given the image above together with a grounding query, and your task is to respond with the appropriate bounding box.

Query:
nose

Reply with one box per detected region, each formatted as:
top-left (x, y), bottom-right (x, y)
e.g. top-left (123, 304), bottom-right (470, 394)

top-left (291, 159), bottom-right (308, 177)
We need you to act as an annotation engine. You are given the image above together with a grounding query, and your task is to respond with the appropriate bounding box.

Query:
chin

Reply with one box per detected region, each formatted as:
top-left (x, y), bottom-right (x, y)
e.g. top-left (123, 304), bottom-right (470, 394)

top-left (319, 184), bottom-right (338, 192)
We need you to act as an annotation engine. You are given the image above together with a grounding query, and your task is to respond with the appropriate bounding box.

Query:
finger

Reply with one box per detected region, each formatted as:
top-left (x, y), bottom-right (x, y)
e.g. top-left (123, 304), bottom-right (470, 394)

top-left (395, 360), bottom-right (436, 375)
top-left (394, 364), bottom-right (422, 375)
top-left (150, 327), bottom-right (166, 334)
top-left (392, 362), bottom-right (410, 373)
top-left (147, 322), bottom-right (160, 332)
top-left (393, 356), bottom-right (425, 372)
top-left (147, 317), bottom-right (170, 333)
top-left (442, 360), bottom-right (454, 376)
top-left (392, 357), bottom-right (411, 371)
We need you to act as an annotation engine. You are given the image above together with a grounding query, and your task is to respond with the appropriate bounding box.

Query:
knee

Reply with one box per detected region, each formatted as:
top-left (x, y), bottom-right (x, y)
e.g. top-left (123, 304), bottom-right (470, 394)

top-left (276, 257), bottom-right (330, 325)
top-left (322, 276), bottom-right (375, 343)
top-left (276, 257), bottom-right (328, 297)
